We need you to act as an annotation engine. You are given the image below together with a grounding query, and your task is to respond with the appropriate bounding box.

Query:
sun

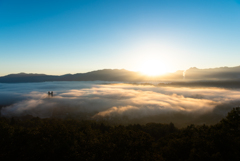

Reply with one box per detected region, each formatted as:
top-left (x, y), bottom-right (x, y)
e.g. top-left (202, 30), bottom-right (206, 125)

top-left (139, 59), bottom-right (169, 76)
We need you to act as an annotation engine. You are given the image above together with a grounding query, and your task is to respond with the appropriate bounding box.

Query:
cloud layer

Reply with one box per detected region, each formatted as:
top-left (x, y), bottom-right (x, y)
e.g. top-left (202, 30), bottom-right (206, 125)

top-left (1, 82), bottom-right (240, 127)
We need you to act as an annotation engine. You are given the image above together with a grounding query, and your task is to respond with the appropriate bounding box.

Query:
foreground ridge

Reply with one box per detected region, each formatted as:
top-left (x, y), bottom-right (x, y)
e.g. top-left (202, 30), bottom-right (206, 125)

top-left (0, 107), bottom-right (239, 160)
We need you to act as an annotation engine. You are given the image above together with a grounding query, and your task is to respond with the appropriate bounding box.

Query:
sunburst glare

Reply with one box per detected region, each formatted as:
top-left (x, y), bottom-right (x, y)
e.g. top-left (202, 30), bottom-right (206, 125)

top-left (139, 59), bottom-right (170, 76)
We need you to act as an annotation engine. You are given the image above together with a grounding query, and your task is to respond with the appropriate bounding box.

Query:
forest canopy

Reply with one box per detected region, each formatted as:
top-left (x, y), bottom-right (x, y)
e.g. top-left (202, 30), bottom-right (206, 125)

top-left (0, 107), bottom-right (240, 160)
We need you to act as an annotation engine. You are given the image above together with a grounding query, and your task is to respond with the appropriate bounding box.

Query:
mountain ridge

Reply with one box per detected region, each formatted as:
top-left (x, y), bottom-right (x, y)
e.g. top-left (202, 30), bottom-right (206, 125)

top-left (1, 66), bottom-right (240, 83)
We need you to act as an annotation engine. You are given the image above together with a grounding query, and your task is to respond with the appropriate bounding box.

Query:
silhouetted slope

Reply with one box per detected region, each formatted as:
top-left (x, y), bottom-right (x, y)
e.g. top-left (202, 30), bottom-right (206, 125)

top-left (57, 69), bottom-right (146, 81)
top-left (158, 66), bottom-right (240, 81)
top-left (0, 69), bottom-right (146, 83)
top-left (0, 108), bottom-right (239, 160)
top-left (0, 73), bottom-right (59, 83)
top-left (1, 66), bottom-right (240, 83)
top-left (184, 66), bottom-right (240, 80)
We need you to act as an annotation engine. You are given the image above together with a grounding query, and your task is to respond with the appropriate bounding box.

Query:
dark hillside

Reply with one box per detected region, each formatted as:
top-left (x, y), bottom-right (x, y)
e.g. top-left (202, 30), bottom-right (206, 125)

top-left (0, 69), bottom-right (145, 83)
top-left (0, 108), bottom-right (239, 160)
top-left (1, 66), bottom-right (240, 83)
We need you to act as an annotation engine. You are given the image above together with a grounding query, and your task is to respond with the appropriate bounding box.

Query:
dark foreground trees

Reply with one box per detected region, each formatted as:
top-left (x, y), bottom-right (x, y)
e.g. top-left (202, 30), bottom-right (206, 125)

top-left (0, 108), bottom-right (240, 161)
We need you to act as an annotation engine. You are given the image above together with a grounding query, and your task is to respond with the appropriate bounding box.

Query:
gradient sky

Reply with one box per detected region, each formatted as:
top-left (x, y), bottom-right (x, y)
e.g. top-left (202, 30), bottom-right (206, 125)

top-left (1, 0), bottom-right (240, 76)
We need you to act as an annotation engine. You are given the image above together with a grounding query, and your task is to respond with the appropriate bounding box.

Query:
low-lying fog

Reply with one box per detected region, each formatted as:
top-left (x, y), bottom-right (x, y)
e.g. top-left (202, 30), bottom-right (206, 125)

top-left (1, 81), bottom-right (239, 127)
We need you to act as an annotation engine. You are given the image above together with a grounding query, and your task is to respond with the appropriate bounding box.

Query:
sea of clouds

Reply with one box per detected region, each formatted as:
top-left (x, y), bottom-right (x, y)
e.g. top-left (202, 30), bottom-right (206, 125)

top-left (1, 81), bottom-right (240, 127)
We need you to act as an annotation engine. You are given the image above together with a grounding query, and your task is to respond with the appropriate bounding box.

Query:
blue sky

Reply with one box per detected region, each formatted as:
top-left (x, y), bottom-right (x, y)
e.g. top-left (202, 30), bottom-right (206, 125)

top-left (1, 0), bottom-right (240, 76)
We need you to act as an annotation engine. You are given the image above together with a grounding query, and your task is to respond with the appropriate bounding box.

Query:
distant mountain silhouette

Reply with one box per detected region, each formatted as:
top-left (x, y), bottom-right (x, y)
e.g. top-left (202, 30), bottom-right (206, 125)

top-left (0, 69), bottom-right (146, 83)
top-left (157, 66), bottom-right (240, 81)
top-left (183, 66), bottom-right (240, 80)
top-left (1, 66), bottom-right (240, 83)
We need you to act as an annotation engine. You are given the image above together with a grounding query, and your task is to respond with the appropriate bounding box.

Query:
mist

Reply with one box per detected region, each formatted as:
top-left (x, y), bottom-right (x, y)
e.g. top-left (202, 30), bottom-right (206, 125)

top-left (1, 81), bottom-right (240, 127)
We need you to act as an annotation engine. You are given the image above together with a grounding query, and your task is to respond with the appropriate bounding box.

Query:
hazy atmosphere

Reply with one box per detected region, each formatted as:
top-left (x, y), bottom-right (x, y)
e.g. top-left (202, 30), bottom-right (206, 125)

top-left (1, 1), bottom-right (240, 160)
top-left (1, 0), bottom-right (240, 125)
top-left (1, 81), bottom-right (239, 127)
top-left (1, 0), bottom-right (240, 126)
top-left (1, 0), bottom-right (240, 76)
